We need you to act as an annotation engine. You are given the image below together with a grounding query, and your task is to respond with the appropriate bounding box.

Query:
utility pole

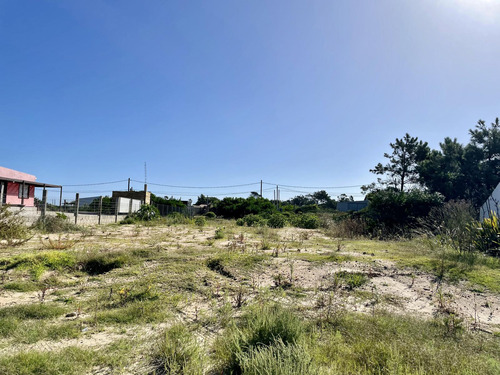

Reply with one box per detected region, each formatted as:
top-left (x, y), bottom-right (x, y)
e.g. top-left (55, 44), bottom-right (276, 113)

top-left (260, 180), bottom-right (263, 198)
top-left (128, 178), bottom-right (130, 192)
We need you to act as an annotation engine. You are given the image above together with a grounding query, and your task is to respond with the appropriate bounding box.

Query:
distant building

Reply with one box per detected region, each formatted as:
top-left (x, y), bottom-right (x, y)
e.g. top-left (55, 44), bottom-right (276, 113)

top-left (480, 182), bottom-right (500, 221)
top-left (337, 200), bottom-right (369, 212)
top-left (0, 166), bottom-right (61, 207)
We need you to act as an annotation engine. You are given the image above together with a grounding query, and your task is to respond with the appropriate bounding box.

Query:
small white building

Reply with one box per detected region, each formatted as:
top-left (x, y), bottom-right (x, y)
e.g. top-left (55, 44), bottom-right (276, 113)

top-left (480, 182), bottom-right (500, 220)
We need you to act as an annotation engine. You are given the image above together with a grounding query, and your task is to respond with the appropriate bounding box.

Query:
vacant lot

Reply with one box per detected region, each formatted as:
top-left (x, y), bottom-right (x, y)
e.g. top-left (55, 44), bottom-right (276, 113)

top-left (1, 219), bottom-right (499, 374)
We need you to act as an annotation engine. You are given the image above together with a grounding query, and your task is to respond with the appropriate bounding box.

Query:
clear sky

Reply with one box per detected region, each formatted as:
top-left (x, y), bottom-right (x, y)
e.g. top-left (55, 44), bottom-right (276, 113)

top-left (1, 0), bottom-right (499, 202)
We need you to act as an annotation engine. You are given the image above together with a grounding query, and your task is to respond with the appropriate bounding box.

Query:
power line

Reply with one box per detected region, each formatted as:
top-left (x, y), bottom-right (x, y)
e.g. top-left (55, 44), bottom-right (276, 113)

top-left (62, 179), bottom-right (128, 187)
top-left (263, 182), bottom-right (363, 189)
top-left (133, 179), bottom-right (260, 189)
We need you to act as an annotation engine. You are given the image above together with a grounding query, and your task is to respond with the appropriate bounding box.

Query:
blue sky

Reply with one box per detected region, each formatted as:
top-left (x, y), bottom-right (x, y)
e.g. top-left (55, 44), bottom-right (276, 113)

top-left (1, 0), bottom-right (500, 202)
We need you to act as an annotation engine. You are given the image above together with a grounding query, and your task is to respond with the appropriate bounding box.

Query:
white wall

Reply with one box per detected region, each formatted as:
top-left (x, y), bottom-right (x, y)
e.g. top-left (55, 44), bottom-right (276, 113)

top-left (117, 197), bottom-right (142, 214)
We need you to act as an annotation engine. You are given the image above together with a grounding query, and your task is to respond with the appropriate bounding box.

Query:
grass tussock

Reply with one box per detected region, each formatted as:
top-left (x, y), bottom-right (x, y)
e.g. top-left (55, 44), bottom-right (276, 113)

top-left (213, 304), bottom-right (307, 374)
top-left (151, 324), bottom-right (204, 375)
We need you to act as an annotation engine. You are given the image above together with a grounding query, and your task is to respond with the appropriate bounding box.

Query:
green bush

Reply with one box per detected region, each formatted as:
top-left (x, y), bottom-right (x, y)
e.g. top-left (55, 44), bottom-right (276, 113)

top-left (295, 214), bottom-right (320, 229)
top-left (243, 214), bottom-right (261, 227)
top-left (236, 218), bottom-right (245, 226)
top-left (135, 205), bottom-right (160, 221)
top-left (364, 189), bottom-right (444, 237)
top-left (194, 216), bottom-right (206, 227)
top-left (119, 217), bottom-right (135, 225)
top-left (33, 213), bottom-right (80, 233)
top-left (204, 211), bottom-right (216, 219)
top-left (214, 227), bottom-right (225, 239)
top-left (0, 205), bottom-right (30, 246)
top-left (471, 213), bottom-right (500, 255)
top-left (267, 213), bottom-right (286, 228)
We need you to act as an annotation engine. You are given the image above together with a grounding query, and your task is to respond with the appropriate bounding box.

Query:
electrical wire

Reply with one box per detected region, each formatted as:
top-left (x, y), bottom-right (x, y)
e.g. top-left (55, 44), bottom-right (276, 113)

top-left (131, 179), bottom-right (259, 189)
top-left (62, 179), bottom-right (128, 187)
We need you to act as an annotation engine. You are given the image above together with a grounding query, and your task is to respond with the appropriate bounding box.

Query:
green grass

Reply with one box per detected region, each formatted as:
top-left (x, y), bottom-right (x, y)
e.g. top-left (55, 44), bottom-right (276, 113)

top-left (0, 303), bottom-right (65, 320)
top-left (314, 311), bottom-right (500, 375)
top-left (1, 281), bottom-right (39, 292)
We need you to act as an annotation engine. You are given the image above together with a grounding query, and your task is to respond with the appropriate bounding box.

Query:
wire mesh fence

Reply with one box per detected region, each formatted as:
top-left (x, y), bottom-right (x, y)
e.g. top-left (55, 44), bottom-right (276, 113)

top-left (152, 202), bottom-right (194, 218)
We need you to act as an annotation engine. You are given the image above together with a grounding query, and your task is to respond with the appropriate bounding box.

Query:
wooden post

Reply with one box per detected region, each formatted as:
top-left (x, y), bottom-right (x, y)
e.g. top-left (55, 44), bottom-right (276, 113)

top-left (144, 184), bottom-right (148, 205)
top-left (98, 196), bottom-right (103, 225)
top-left (59, 187), bottom-right (63, 211)
top-left (41, 188), bottom-right (47, 218)
top-left (260, 180), bottom-right (263, 197)
top-left (128, 178), bottom-right (130, 192)
top-left (115, 197), bottom-right (119, 223)
top-left (75, 193), bottom-right (79, 225)
top-left (21, 181), bottom-right (25, 206)
top-left (0, 182), bottom-right (4, 207)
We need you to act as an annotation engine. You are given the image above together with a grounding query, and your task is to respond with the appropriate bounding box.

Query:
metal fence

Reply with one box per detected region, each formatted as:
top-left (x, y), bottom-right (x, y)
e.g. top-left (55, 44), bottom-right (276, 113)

top-left (152, 202), bottom-right (194, 218)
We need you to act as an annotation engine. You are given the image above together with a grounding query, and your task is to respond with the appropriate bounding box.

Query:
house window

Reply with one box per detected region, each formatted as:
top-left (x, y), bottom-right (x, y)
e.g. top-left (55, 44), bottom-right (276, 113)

top-left (18, 184), bottom-right (29, 199)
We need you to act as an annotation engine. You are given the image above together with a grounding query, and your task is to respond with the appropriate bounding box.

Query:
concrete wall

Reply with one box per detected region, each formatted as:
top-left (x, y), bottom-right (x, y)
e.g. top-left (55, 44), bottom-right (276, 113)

top-left (9, 206), bottom-right (128, 226)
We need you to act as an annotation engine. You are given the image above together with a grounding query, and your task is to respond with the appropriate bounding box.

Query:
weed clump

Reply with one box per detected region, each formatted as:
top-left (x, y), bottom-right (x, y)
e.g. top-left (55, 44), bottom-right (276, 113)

top-left (214, 305), bottom-right (306, 373)
top-left (194, 216), bottom-right (206, 227)
top-left (152, 324), bottom-right (204, 375)
top-left (0, 205), bottom-right (31, 246)
top-left (32, 213), bottom-right (80, 233)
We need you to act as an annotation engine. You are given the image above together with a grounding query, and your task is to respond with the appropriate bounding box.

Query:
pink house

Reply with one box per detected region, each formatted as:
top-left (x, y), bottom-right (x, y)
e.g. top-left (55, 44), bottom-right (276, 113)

top-left (0, 166), bottom-right (61, 207)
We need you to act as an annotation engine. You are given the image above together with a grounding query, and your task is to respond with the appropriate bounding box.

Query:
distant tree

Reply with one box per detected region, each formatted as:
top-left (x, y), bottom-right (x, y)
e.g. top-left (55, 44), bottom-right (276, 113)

top-left (195, 194), bottom-right (220, 206)
top-left (337, 194), bottom-right (354, 202)
top-left (150, 193), bottom-right (186, 207)
top-left (288, 195), bottom-right (315, 207)
top-left (370, 133), bottom-right (430, 192)
top-left (417, 118), bottom-right (500, 206)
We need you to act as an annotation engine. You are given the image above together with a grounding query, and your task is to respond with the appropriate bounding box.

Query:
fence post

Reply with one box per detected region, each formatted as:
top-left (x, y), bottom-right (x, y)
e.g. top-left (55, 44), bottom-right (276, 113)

top-left (115, 197), bottom-right (119, 223)
top-left (75, 193), bottom-right (79, 225)
top-left (41, 188), bottom-right (47, 218)
top-left (98, 196), bottom-right (103, 225)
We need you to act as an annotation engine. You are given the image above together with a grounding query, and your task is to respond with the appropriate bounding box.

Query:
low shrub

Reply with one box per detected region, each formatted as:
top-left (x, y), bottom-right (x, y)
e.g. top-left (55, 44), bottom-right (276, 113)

top-left (471, 213), bottom-right (500, 256)
top-left (204, 211), bottom-right (216, 219)
top-left (0, 205), bottom-right (31, 246)
top-left (295, 214), bottom-right (320, 229)
top-left (135, 205), bottom-right (160, 221)
top-left (119, 217), bottom-right (135, 225)
top-left (267, 214), bottom-right (286, 228)
top-left (32, 213), bottom-right (79, 233)
top-left (194, 216), bottom-right (206, 227)
top-left (214, 228), bottom-right (225, 239)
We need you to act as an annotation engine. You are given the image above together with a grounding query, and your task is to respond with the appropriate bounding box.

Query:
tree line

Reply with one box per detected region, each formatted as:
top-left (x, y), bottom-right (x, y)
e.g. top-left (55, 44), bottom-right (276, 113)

top-left (364, 117), bottom-right (500, 207)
